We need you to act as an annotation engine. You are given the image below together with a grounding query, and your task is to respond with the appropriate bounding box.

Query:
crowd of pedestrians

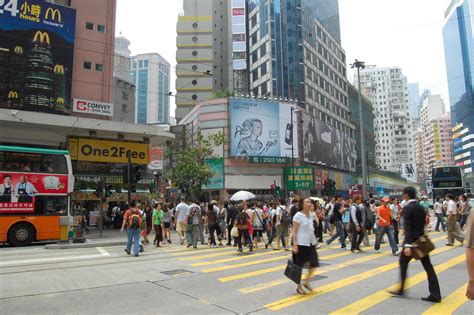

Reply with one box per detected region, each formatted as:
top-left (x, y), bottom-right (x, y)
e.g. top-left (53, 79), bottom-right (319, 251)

top-left (119, 189), bottom-right (473, 300)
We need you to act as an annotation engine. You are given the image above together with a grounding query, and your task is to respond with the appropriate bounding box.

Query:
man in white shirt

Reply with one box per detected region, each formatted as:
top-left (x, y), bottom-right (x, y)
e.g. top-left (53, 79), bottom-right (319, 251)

top-left (174, 196), bottom-right (189, 245)
top-left (324, 198), bottom-right (335, 234)
top-left (446, 194), bottom-right (464, 246)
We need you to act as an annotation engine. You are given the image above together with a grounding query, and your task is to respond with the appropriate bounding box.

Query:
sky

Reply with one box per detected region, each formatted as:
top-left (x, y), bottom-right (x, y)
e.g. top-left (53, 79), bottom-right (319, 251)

top-left (116, 0), bottom-right (453, 115)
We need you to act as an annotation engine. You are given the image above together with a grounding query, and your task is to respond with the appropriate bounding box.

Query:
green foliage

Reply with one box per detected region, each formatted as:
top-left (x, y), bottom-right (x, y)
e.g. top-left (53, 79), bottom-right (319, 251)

top-left (170, 132), bottom-right (227, 198)
top-left (211, 90), bottom-right (235, 99)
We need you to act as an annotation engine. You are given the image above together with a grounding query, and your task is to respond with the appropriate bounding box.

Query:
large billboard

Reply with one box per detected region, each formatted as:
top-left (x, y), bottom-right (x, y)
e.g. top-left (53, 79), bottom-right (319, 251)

top-left (0, 0), bottom-right (76, 115)
top-left (230, 98), bottom-right (298, 158)
top-left (303, 114), bottom-right (355, 172)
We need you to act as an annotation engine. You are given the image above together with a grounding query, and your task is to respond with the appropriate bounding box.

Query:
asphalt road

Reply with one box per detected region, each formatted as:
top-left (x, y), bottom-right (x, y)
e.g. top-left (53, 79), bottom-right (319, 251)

top-left (0, 230), bottom-right (471, 314)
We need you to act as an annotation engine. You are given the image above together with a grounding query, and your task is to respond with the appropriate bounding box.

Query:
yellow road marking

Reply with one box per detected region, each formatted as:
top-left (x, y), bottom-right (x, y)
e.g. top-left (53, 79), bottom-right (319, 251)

top-left (179, 247), bottom-right (265, 261)
top-left (191, 249), bottom-right (281, 266)
top-left (170, 246), bottom-right (231, 257)
top-left (422, 283), bottom-right (469, 315)
top-left (330, 253), bottom-right (466, 315)
top-left (218, 251), bottom-right (352, 282)
top-left (265, 245), bottom-right (455, 311)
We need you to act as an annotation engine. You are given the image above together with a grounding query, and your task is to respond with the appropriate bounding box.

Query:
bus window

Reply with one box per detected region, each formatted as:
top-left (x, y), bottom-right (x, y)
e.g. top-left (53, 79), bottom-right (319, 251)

top-left (34, 196), bottom-right (68, 216)
top-left (0, 152), bottom-right (67, 174)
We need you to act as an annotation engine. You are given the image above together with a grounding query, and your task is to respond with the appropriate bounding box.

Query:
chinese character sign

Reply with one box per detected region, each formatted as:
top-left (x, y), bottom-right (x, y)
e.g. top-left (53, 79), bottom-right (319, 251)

top-left (0, 0), bottom-right (76, 115)
top-left (286, 167), bottom-right (314, 190)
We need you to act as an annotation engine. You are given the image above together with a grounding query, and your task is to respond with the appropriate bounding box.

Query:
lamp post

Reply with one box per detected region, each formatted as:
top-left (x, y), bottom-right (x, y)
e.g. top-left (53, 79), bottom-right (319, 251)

top-left (351, 59), bottom-right (368, 200)
top-left (290, 106), bottom-right (301, 197)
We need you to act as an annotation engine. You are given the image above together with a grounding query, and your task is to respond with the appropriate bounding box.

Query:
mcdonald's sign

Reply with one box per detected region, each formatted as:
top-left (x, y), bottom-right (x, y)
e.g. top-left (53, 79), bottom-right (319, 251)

top-left (14, 46), bottom-right (23, 54)
top-left (54, 64), bottom-right (65, 74)
top-left (33, 31), bottom-right (50, 45)
top-left (45, 8), bottom-right (62, 23)
top-left (8, 91), bottom-right (19, 99)
top-left (56, 97), bottom-right (64, 104)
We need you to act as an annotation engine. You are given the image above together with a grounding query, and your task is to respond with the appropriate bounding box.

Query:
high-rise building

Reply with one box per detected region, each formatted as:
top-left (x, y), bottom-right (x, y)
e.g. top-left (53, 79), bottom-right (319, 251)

top-left (419, 95), bottom-right (454, 178)
top-left (113, 35), bottom-right (135, 123)
top-left (443, 0), bottom-right (474, 182)
top-left (247, 0), bottom-right (355, 171)
top-left (231, 0), bottom-right (249, 94)
top-left (357, 66), bottom-right (416, 173)
top-left (131, 53), bottom-right (170, 125)
top-left (407, 82), bottom-right (420, 122)
top-left (175, 0), bottom-right (233, 121)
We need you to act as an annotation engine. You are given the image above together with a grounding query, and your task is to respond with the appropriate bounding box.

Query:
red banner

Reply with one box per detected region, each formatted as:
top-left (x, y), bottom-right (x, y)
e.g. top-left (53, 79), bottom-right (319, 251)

top-left (0, 172), bottom-right (69, 213)
top-left (232, 8), bottom-right (245, 16)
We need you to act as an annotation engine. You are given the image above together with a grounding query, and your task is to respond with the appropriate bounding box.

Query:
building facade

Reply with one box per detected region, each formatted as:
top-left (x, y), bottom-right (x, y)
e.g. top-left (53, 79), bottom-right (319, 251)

top-left (231, 0), bottom-right (249, 94)
top-left (113, 35), bottom-right (135, 123)
top-left (443, 0), bottom-right (474, 186)
top-left (408, 82), bottom-right (420, 126)
top-left (131, 53), bottom-right (171, 125)
top-left (420, 95), bottom-right (454, 178)
top-left (357, 66), bottom-right (416, 174)
top-left (175, 0), bottom-right (233, 121)
top-left (247, 0), bottom-right (356, 175)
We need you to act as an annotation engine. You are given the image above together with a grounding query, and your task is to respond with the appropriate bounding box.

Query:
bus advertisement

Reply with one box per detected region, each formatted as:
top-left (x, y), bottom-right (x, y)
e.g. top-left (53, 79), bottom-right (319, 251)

top-left (0, 146), bottom-right (74, 246)
top-left (431, 166), bottom-right (465, 200)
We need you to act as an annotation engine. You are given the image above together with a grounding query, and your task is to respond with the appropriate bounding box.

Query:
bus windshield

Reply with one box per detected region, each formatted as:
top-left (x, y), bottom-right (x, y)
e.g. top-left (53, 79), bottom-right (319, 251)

top-left (0, 151), bottom-right (68, 174)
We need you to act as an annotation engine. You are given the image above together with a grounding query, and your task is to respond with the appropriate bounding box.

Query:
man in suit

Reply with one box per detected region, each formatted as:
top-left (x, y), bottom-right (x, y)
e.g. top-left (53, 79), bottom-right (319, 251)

top-left (388, 186), bottom-right (441, 303)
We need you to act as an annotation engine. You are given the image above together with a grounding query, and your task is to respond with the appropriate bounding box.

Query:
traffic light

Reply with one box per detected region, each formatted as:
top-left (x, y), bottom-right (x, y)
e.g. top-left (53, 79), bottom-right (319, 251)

top-left (123, 165), bottom-right (143, 184)
top-left (105, 184), bottom-right (113, 198)
top-left (94, 181), bottom-right (103, 197)
top-left (275, 186), bottom-right (281, 197)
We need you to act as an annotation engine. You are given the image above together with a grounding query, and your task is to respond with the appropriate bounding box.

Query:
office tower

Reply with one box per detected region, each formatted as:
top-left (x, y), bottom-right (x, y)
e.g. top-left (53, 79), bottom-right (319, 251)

top-left (357, 66), bottom-right (416, 173)
top-left (420, 95), bottom-right (454, 178)
top-left (113, 35), bottom-right (136, 123)
top-left (408, 82), bottom-right (420, 124)
top-left (231, 0), bottom-right (249, 95)
top-left (131, 53), bottom-right (171, 125)
top-left (443, 0), bottom-right (474, 180)
top-left (248, 0), bottom-right (355, 171)
top-left (175, 0), bottom-right (233, 121)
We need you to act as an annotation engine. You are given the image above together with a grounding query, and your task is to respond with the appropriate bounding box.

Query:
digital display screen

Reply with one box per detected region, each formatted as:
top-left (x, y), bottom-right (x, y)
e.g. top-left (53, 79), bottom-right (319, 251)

top-left (433, 181), bottom-right (463, 188)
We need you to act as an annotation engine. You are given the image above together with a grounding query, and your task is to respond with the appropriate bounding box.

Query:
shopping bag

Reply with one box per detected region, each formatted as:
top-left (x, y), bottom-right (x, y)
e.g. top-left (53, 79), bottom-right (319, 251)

top-left (284, 259), bottom-right (302, 284)
top-left (231, 226), bottom-right (239, 238)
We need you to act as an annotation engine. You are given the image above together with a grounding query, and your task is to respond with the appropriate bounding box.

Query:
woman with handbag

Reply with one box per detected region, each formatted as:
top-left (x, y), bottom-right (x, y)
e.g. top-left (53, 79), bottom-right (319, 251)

top-left (292, 197), bottom-right (319, 295)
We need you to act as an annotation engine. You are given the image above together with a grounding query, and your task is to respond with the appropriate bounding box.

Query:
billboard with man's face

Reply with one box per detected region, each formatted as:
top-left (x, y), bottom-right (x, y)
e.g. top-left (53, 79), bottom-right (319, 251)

top-left (0, 0), bottom-right (76, 115)
top-left (230, 98), bottom-right (299, 158)
top-left (303, 113), bottom-right (355, 172)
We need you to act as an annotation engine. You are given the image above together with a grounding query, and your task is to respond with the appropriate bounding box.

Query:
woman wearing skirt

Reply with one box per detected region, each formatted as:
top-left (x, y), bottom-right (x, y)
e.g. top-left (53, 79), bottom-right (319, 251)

top-left (292, 197), bottom-right (319, 295)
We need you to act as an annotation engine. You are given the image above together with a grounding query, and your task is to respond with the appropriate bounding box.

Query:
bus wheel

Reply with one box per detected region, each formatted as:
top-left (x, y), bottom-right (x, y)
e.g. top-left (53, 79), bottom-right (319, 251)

top-left (8, 223), bottom-right (36, 246)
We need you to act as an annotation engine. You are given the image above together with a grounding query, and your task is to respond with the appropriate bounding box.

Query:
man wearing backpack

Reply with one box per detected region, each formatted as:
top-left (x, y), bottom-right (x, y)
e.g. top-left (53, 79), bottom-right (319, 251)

top-left (275, 198), bottom-right (291, 250)
top-left (185, 201), bottom-right (202, 249)
top-left (121, 201), bottom-right (142, 257)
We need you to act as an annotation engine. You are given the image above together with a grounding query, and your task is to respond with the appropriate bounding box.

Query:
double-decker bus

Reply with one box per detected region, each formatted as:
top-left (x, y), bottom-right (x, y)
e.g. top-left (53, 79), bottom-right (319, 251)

top-left (431, 166), bottom-right (464, 200)
top-left (0, 146), bottom-right (74, 246)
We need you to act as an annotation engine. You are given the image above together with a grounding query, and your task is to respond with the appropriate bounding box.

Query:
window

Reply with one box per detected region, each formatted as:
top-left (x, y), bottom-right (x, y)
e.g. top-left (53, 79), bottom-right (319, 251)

top-left (83, 61), bottom-right (92, 70)
top-left (192, 95), bottom-right (198, 100)
top-left (192, 23), bottom-right (198, 28)
top-left (192, 80), bottom-right (197, 85)
top-left (253, 69), bottom-right (258, 81)
top-left (252, 33), bottom-right (257, 45)
top-left (251, 15), bottom-right (257, 27)
top-left (260, 44), bottom-right (266, 56)
top-left (0, 151), bottom-right (68, 174)
top-left (261, 62), bottom-right (267, 76)
top-left (97, 24), bottom-right (106, 33)
top-left (85, 22), bottom-right (94, 30)
top-left (192, 51), bottom-right (198, 56)
top-left (252, 52), bottom-right (257, 63)
top-left (192, 36), bottom-right (198, 42)
top-left (95, 64), bottom-right (104, 72)
top-left (192, 65), bottom-right (198, 71)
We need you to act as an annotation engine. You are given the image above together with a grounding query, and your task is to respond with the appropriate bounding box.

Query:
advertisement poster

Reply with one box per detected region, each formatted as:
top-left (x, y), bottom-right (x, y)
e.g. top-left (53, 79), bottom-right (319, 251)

top-left (0, 0), bottom-right (77, 114)
top-left (0, 171), bottom-right (68, 213)
top-left (72, 99), bottom-right (114, 117)
top-left (202, 158), bottom-right (224, 190)
top-left (314, 170), bottom-right (322, 190)
top-left (303, 113), bottom-right (355, 172)
top-left (148, 147), bottom-right (163, 170)
top-left (230, 98), bottom-right (298, 158)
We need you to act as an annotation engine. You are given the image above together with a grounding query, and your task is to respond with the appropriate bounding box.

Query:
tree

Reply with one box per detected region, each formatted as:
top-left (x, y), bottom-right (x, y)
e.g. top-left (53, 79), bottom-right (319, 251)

top-left (170, 132), bottom-right (226, 198)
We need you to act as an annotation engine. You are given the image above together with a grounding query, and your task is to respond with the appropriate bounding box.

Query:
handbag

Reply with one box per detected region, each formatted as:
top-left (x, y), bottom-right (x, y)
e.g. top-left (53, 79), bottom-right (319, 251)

top-left (411, 235), bottom-right (435, 260)
top-left (231, 226), bottom-right (239, 238)
top-left (284, 259), bottom-right (302, 284)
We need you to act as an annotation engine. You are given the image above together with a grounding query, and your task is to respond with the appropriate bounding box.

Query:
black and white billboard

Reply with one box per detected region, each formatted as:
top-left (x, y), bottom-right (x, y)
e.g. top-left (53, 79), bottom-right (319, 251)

top-left (303, 114), bottom-right (355, 172)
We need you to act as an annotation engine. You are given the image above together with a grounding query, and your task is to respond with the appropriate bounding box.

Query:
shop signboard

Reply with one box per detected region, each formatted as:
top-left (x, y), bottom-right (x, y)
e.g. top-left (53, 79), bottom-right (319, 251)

top-left (230, 98), bottom-right (298, 158)
top-left (68, 138), bottom-right (149, 164)
top-left (148, 147), bottom-right (163, 170)
top-left (286, 166), bottom-right (314, 190)
top-left (72, 99), bottom-right (114, 117)
top-left (0, 171), bottom-right (68, 213)
top-left (0, 0), bottom-right (76, 115)
top-left (302, 113), bottom-right (355, 172)
top-left (314, 170), bottom-right (322, 190)
top-left (202, 158), bottom-right (224, 190)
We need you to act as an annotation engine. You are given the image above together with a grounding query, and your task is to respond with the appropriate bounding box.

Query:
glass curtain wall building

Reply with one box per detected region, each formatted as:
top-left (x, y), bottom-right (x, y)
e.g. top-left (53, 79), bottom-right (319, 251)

top-left (443, 0), bottom-right (474, 178)
top-left (247, 0), bottom-right (356, 172)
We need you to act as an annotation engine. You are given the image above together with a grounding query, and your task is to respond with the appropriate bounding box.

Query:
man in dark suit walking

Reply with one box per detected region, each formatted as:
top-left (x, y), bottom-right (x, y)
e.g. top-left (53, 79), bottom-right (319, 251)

top-left (388, 186), bottom-right (441, 303)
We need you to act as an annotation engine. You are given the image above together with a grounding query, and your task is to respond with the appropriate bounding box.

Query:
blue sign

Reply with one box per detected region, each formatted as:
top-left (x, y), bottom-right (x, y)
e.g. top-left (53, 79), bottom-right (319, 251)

top-left (0, 0), bottom-right (76, 114)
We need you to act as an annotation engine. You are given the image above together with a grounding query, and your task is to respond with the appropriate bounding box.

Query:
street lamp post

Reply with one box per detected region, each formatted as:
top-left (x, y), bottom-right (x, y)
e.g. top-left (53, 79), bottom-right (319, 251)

top-left (351, 59), bottom-right (368, 200)
top-left (290, 106), bottom-right (301, 198)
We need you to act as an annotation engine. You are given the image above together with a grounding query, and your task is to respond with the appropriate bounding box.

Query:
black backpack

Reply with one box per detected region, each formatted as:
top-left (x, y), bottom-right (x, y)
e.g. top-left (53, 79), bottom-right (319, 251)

top-left (280, 207), bottom-right (292, 224)
top-left (237, 211), bottom-right (248, 226)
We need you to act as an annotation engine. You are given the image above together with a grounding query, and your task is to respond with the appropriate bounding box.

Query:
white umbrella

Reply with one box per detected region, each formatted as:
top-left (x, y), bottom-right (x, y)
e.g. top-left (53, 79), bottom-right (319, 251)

top-left (310, 197), bottom-right (324, 204)
top-left (230, 191), bottom-right (256, 202)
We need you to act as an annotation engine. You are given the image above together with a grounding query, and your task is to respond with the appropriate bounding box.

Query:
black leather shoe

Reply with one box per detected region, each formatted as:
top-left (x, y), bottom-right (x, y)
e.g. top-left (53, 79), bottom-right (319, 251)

top-left (387, 290), bottom-right (404, 297)
top-left (421, 295), bottom-right (441, 303)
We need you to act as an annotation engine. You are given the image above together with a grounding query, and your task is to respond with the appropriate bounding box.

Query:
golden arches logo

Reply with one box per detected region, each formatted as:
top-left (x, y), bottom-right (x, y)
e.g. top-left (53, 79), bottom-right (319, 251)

top-left (56, 97), bottom-right (65, 104)
top-left (45, 8), bottom-right (62, 22)
top-left (14, 46), bottom-right (23, 54)
top-left (54, 64), bottom-right (65, 74)
top-left (8, 91), bottom-right (19, 99)
top-left (33, 31), bottom-right (50, 45)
